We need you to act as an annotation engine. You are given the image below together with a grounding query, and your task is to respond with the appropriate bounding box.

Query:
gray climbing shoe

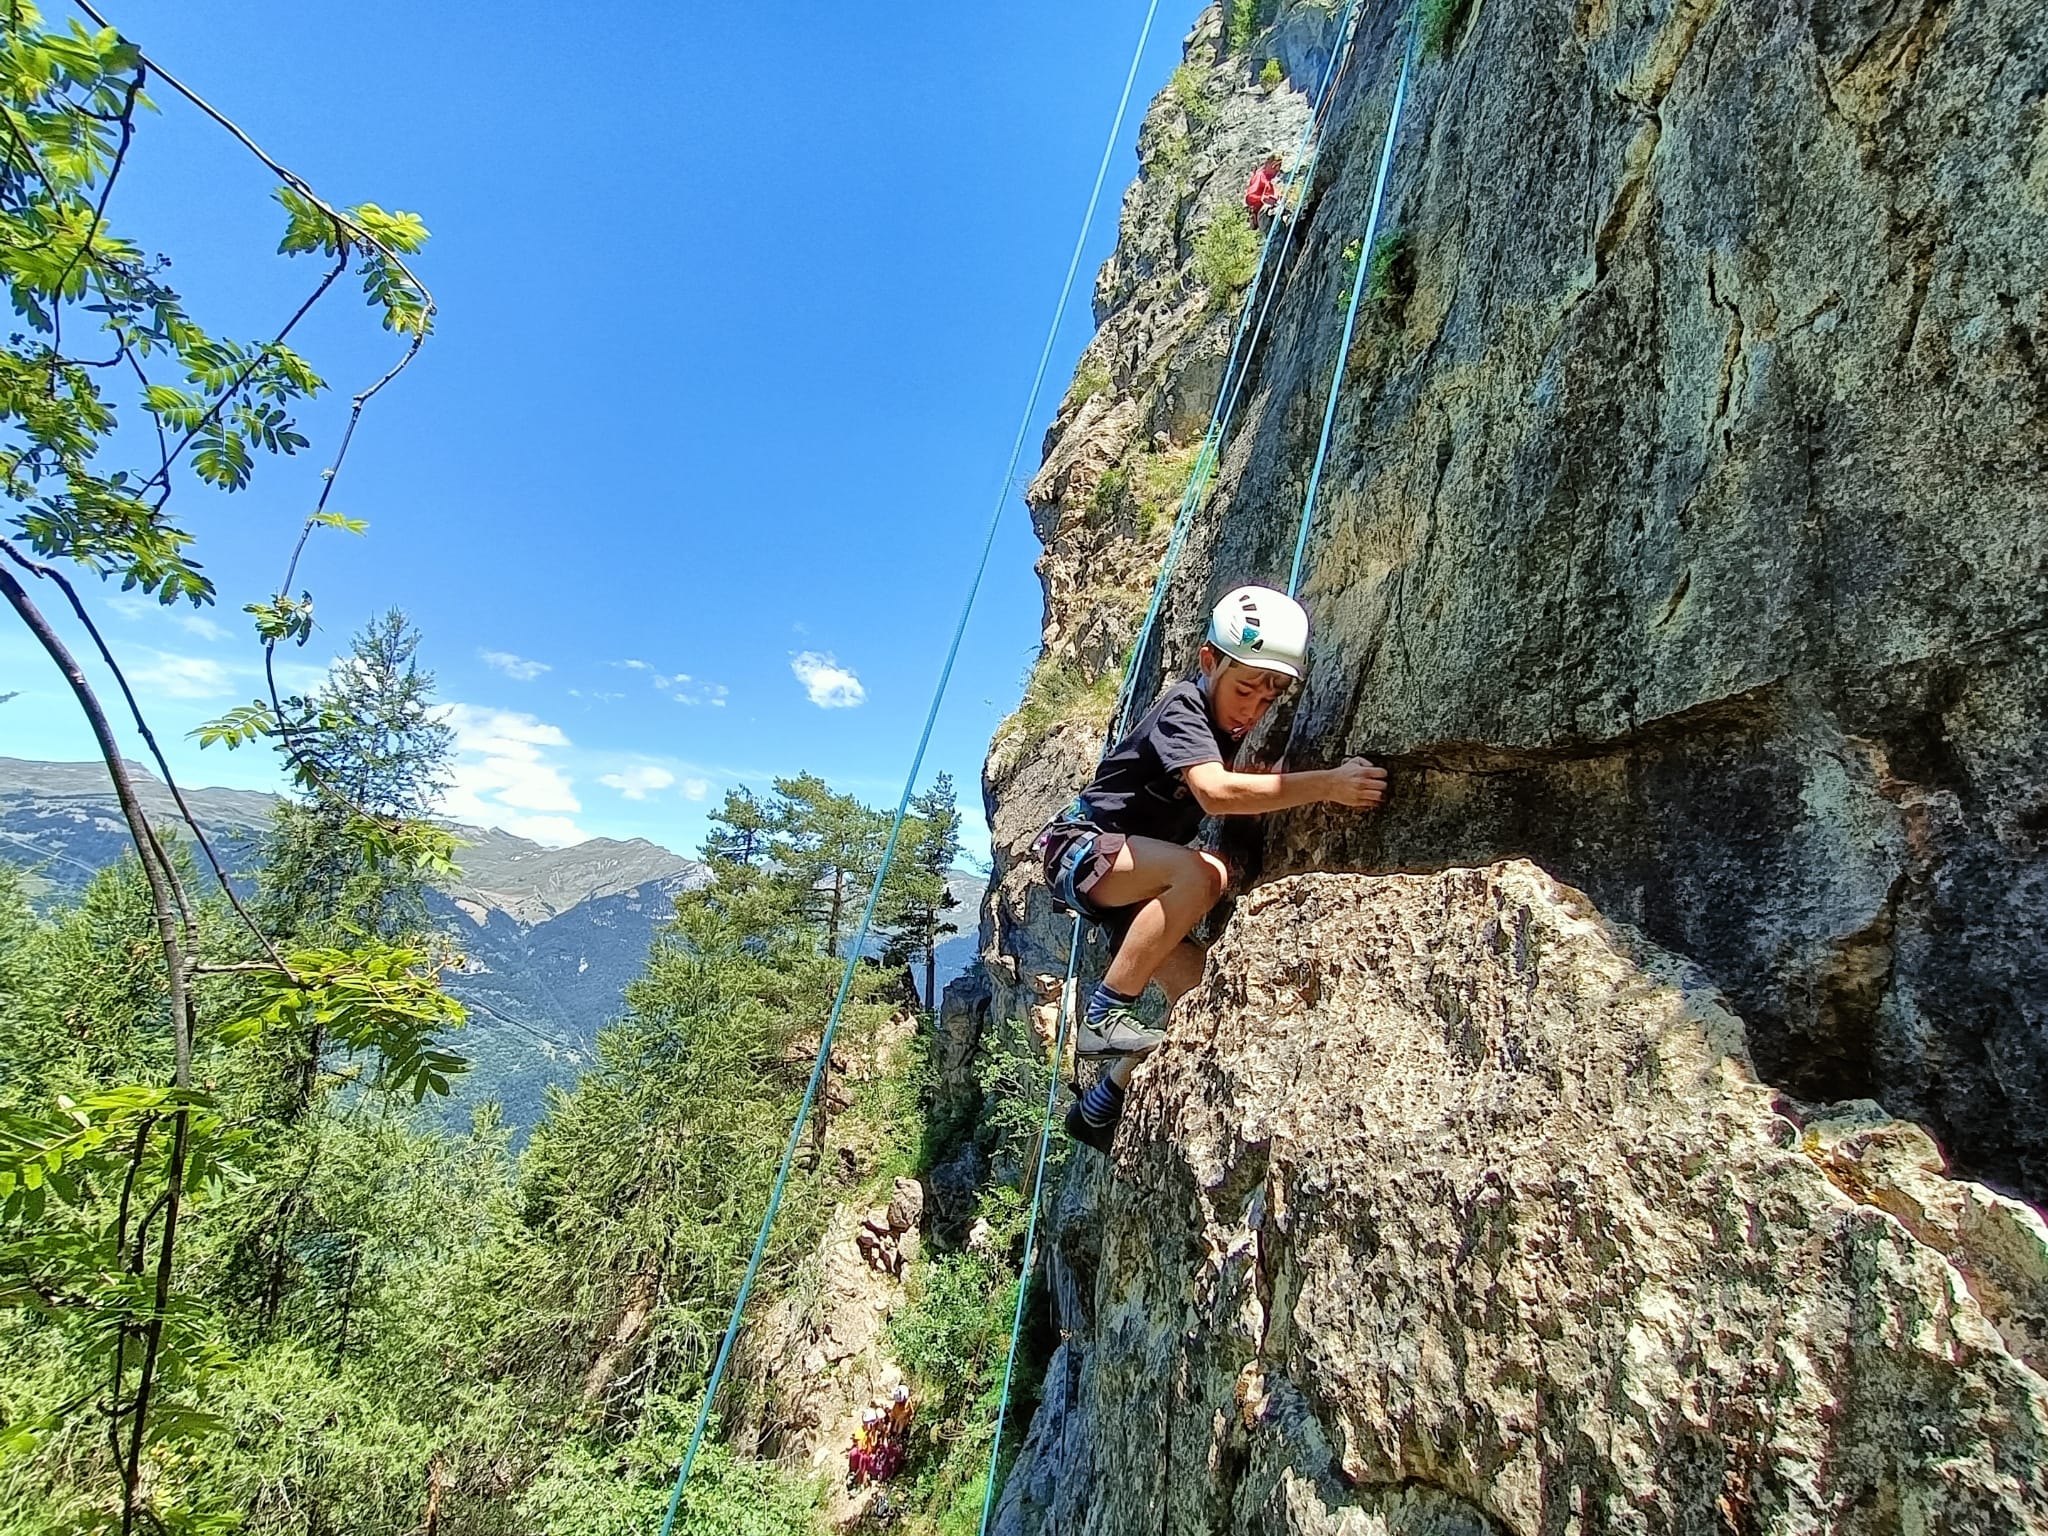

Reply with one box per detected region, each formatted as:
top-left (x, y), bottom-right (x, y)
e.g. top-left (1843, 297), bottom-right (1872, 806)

top-left (1074, 1004), bottom-right (1163, 1059)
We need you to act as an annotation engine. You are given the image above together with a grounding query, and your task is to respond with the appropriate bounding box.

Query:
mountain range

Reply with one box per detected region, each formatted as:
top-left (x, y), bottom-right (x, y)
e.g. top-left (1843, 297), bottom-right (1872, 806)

top-left (0, 757), bottom-right (984, 1128)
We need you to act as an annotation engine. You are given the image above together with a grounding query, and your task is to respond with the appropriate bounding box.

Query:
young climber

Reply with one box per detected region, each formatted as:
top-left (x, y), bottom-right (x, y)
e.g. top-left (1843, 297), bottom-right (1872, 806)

top-left (1244, 152), bottom-right (1285, 228)
top-left (1033, 584), bottom-right (1387, 1154)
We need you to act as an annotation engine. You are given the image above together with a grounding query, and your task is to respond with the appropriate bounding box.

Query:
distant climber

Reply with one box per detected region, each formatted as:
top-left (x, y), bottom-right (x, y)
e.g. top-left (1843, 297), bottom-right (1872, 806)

top-left (1244, 153), bottom-right (1285, 228)
top-left (847, 1385), bottom-right (912, 1486)
top-left (1034, 585), bottom-right (1387, 1154)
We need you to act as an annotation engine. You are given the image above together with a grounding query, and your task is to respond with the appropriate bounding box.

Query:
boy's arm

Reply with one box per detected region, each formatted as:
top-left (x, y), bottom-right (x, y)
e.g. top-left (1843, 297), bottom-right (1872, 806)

top-left (1184, 757), bottom-right (1387, 816)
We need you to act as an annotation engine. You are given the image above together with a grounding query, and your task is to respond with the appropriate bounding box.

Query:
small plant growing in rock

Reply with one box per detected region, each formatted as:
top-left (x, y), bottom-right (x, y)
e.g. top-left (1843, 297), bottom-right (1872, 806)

top-left (1334, 231), bottom-right (1413, 315)
top-left (1419, 0), bottom-right (1475, 56)
top-left (1065, 353), bottom-right (1112, 412)
top-left (1365, 229), bottom-right (1414, 310)
top-left (1170, 61), bottom-right (1215, 126)
top-left (1091, 465), bottom-right (1130, 523)
top-left (1260, 57), bottom-right (1284, 88)
top-left (1194, 215), bottom-right (1260, 306)
top-left (1228, 0), bottom-right (1273, 54)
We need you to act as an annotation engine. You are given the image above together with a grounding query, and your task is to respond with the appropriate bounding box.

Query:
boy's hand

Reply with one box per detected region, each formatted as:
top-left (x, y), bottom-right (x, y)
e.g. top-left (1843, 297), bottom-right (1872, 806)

top-left (1322, 757), bottom-right (1388, 810)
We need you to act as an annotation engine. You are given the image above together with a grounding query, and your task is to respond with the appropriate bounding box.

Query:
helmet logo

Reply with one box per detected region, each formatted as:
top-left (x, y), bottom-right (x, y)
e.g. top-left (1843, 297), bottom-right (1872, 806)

top-left (1240, 625), bottom-right (1263, 648)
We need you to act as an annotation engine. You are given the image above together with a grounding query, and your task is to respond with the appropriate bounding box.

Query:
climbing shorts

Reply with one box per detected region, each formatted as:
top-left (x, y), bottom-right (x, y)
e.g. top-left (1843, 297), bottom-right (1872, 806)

top-left (1034, 818), bottom-right (1138, 954)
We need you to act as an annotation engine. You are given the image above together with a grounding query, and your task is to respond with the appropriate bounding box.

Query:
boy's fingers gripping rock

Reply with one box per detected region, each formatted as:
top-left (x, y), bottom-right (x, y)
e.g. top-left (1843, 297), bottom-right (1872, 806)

top-left (1328, 757), bottom-right (1389, 810)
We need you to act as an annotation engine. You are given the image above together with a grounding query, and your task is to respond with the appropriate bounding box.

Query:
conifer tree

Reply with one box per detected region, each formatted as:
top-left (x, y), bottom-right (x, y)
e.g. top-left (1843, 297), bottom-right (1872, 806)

top-left (881, 773), bottom-right (964, 1010)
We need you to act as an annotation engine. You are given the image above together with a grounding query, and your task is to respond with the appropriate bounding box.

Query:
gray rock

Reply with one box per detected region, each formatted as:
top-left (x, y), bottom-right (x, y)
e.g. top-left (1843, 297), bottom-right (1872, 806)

top-left (1024, 865), bottom-right (2048, 1534)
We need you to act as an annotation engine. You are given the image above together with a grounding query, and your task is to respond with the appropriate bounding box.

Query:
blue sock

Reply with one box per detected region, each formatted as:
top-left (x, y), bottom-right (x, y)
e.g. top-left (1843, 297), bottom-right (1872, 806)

top-left (1078, 1076), bottom-right (1125, 1128)
top-left (1086, 981), bottom-right (1138, 1025)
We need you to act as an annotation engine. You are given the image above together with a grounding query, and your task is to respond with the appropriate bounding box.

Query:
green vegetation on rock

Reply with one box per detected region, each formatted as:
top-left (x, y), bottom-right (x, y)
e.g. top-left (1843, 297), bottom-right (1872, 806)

top-left (1419, 0), bottom-right (1476, 56)
top-left (1194, 214), bottom-right (1261, 305)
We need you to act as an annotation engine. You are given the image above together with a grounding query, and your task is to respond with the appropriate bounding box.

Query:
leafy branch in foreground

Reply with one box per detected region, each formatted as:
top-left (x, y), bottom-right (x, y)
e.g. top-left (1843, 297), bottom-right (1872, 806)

top-left (0, 4), bottom-right (446, 1530)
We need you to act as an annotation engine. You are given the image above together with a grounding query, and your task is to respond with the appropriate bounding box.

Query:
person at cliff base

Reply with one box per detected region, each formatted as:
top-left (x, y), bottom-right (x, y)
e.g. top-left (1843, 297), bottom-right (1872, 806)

top-left (1033, 585), bottom-right (1388, 1155)
top-left (1244, 153), bottom-right (1284, 228)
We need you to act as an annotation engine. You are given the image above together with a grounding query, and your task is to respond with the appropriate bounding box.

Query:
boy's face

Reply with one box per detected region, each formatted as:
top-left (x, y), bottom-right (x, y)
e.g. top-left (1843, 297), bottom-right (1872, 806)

top-left (1200, 647), bottom-right (1290, 737)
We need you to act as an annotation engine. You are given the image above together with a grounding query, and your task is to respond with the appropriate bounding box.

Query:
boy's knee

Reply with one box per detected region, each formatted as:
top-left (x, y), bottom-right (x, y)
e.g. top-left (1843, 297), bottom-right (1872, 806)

top-left (1195, 851), bottom-right (1229, 902)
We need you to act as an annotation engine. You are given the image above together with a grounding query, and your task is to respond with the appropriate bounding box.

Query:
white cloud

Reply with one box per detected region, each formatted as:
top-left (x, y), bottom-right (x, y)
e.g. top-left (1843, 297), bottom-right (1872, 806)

top-left (437, 704), bottom-right (585, 838)
top-left (599, 764), bottom-right (676, 801)
top-left (480, 649), bottom-right (550, 682)
top-left (615, 661), bottom-right (726, 707)
top-left (681, 777), bottom-right (710, 802)
top-left (791, 651), bottom-right (864, 709)
top-left (106, 595), bottom-right (228, 643)
top-left (129, 652), bottom-right (235, 700)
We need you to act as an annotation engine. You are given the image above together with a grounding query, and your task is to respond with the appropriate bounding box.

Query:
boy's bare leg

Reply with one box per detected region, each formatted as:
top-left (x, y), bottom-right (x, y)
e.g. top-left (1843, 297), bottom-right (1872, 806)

top-left (1086, 836), bottom-right (1227, 998)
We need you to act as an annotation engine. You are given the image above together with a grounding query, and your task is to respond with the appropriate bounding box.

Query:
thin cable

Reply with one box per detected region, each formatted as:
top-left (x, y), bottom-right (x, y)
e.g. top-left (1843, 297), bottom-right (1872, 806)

top-left (974, 916), bottom-right (1082, 1536)
top-left (654, 4), bottom-right (1164, 1526)
top-left (1113, 0), bottom-right (1365, 736)
top-left (1288, 15), bottom-right (1417, 597)
top-left (972, 8), bottom-right (1372, 1524)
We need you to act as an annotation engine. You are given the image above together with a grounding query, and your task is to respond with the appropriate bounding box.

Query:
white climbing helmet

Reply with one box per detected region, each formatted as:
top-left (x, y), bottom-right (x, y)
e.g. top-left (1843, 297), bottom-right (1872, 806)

top-left (1205, 584), bottom-right (1309, 680)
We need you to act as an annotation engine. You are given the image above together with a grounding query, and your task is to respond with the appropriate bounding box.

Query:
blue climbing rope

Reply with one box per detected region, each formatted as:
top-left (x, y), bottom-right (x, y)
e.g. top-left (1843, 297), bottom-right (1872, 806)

top-left (972, 8), bottom-right (1381, 1532)
top-left (653, 4), bottom-right (1164, 1530)
top-left (1288, 13), bottom-right (1418, 598)
top-left (1112, 0), bottom-right (1366, 739)
top-left (973, 915), bottom-right (1083, 1536)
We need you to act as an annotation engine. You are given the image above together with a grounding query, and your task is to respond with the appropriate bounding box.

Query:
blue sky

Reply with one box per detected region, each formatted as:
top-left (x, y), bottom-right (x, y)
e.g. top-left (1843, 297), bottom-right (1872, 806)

top-left (0, 0), bottom-right (1199, 867)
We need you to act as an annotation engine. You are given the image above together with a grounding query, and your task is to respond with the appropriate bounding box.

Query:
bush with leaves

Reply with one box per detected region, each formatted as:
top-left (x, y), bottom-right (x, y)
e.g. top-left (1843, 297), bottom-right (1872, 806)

top-left (1193, 214), bottom-right (1260, 305)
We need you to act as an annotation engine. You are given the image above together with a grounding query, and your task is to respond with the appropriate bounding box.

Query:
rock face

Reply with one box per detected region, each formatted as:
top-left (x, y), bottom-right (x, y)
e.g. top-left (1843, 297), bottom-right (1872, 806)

top-left (984, 0), bottom-right (2048, 1187)
top-left (967, 0), bottom-right (2048, 1530)
top-left (1004, 864), bottom-right (2048, 1534)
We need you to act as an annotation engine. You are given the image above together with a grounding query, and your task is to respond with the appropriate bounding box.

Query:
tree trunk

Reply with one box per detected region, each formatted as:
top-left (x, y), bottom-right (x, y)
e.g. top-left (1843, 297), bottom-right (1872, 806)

top-left (0, 561), bottom-right (198, 1536)
top-left (581, 1271), bottom-right (659, 1408)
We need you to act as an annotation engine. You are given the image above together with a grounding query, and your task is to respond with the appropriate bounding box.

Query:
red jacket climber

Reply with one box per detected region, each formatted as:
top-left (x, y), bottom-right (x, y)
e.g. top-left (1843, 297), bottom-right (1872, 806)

top-left (1244, 154), bottom-right (1284, 226)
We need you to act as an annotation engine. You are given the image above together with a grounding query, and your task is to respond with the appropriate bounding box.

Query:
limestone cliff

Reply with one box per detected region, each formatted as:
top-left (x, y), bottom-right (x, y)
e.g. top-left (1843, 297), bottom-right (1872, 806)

top-left (954, 0), bottom-right (2048, 1530)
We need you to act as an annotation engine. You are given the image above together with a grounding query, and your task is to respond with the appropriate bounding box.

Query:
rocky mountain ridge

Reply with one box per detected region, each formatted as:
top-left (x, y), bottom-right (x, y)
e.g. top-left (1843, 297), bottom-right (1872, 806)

top-left (0, 757), bottom-right (988, 1127)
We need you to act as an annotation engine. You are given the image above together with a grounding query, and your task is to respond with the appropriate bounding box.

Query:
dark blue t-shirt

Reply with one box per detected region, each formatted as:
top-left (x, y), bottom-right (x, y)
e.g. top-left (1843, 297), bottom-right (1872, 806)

top-left (1073, 679), bottom-right (1236, 846)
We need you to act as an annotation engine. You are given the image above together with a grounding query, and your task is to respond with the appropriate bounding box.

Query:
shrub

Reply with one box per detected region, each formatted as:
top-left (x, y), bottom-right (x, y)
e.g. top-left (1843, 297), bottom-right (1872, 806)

top-left (1227, 0), bottom-right (1268, 54)
top-left (1365, 230), bottom-right (1413, 308)
top-left (1003, 654), bottom-right (1121, 761)
top-left (1334, 231), bottom-right (1413, 315)
top-left (1090, 465), bottom-right (1129, 523)
top-left (1260, 57), bottom-right (1284, 87)
top-left (1193, 215), bottom-right (1260, 304)
top-left (1063, 353), bottom-right (1111, 413)
top-left (1419, 0), bottom-right (1475, 56)
top-left (1130, 442), bottom-right (1212, 539)
top-left (1169, 61), bottom-right (1214, 126)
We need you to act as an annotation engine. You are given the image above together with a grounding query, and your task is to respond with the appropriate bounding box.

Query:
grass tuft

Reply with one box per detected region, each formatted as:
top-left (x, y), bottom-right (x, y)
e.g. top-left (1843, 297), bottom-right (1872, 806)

top-left (1419, 0), bottom-right (1475, 57)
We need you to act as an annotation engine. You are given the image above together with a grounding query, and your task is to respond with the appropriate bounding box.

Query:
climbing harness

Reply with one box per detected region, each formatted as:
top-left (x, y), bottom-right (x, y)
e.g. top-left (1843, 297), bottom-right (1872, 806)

top-left (653, 2), bottom-right (1166, 1527)
top-left (972, 6), bottom-right (1424, 1530)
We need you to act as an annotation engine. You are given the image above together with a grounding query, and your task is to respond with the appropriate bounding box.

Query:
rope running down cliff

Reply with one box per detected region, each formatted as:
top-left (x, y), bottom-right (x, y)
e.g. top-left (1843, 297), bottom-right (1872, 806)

top-left (650, 2), bottom-right (1168, 1528)
top-left (972, 5), bottom-right (1401, 1531)
top-left (974, 7), bottom-right (1423, 1528)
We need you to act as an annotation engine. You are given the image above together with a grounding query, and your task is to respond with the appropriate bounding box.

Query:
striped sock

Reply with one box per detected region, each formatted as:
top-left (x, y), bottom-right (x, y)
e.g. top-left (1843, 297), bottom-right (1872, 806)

top-left (1086, 981), bottom-right (1138, 1025)
top-left (1078, 1076), bottom-right (1125, 1129)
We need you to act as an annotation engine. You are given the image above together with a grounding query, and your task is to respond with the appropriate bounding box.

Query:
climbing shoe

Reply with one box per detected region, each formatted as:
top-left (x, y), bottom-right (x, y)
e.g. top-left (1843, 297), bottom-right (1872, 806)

top-left (1073, 1003), bottom-right (1163, 1059)
top-left (1064, 1095), bottom-right (1117, 1156)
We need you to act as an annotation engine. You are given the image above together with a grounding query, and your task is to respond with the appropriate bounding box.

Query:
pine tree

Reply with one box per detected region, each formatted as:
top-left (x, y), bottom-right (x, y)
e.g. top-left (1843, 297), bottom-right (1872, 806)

top-left (880, 773), bottom-right (964, 1010)
top-left (765, 772), bottom-right (889, 956)
top-left (257, 609), bottom-right (454, 948)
